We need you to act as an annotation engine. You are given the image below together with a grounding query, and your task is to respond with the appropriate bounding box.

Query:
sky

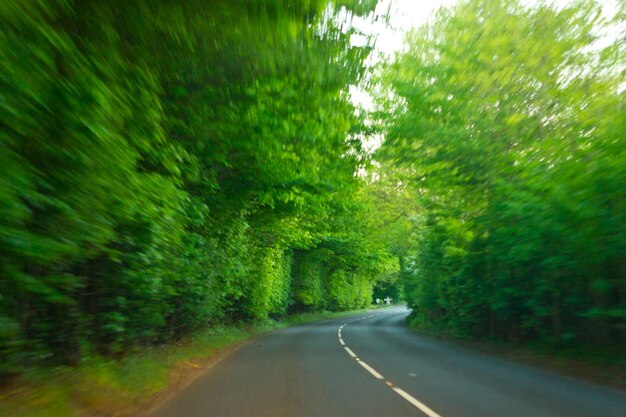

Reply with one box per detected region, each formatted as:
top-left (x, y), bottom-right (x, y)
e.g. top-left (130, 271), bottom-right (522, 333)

top-left (345, 0), bottom-right (623, 151)
top-left (348, 0), bottom-right (622, 55)
top-left (349, 0), bottom-right (456, 54)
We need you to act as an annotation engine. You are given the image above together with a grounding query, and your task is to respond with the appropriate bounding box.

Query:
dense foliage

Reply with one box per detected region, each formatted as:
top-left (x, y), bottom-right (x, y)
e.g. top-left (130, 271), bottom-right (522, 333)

top-left (2, 0), bottom-right (623, 381)
top-left (378, 0), bottom-right (625, 351)
top-left (0, 0), bottom-right (393, 375)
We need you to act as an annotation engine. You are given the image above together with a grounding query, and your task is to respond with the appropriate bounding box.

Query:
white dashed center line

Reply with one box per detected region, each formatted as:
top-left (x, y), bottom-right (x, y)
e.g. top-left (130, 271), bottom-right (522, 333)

top-left (338, 313), bottom-right (443, 417)
top-left (358, 360), bottom-right (385, 380)
top-left (344, 346), bottom-right (357, 358)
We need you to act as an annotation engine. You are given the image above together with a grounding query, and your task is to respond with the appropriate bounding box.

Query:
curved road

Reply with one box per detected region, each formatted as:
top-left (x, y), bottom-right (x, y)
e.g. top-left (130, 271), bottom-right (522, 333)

top-left (150, 307), bottom-right (626, 417)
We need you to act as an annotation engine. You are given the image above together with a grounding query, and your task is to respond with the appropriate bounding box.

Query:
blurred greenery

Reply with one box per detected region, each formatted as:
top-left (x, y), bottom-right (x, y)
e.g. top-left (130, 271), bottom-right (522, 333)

top-left (1, 0), bottom-right (624, 408)
top-left (376, 0), bottom-right (625, 355)
top-left (0, 0), bottom-right (393, 379)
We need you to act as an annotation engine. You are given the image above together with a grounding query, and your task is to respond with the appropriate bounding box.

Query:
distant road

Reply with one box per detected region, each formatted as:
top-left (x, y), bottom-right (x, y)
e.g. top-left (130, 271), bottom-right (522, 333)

top-left (150, 306), bottom-right (626, 417)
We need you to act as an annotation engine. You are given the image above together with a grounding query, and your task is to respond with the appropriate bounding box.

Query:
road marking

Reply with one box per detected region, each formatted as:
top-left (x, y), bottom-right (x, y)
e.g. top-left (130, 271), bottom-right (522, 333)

top-left (392, 387), bottom-right (443, 417)
top-left (358, 360), bottom-right (384, 380)
top-left (344, 347), bottom-right (357, 358)
top-left (338, 312), bottom-right (444, 417)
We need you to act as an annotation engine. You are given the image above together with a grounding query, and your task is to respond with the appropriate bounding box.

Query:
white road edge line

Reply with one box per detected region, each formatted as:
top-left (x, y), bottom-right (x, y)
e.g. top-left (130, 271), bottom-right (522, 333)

top-left (339, 313), bottom-right (444, 417)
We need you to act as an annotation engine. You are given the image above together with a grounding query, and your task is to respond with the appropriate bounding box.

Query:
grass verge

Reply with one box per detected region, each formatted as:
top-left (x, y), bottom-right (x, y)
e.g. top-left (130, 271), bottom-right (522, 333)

top-left (0, 309), bottom-right (368, 417)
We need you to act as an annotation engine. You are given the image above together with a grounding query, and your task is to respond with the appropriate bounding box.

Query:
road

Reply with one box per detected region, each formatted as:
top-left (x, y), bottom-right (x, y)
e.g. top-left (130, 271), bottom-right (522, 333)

top-left (150, 306), bottom-right (626, 417)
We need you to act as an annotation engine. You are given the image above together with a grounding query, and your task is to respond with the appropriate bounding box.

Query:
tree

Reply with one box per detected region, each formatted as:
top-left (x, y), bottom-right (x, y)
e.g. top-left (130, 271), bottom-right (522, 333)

top-left (378, 0), bottom-right (625, 348)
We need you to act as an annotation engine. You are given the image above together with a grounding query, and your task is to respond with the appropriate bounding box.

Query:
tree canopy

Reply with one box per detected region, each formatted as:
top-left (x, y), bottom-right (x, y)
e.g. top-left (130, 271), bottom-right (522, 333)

top-left (377, 0), bottom-right (625, 351)
top-left (1, 0), bottom-right (624, 378)
top-left (0, 0), bottom-right (394, 374)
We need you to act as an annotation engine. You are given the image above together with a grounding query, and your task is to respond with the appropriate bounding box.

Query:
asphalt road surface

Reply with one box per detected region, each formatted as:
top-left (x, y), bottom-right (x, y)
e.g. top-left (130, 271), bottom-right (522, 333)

top-left (150, 306), bottom-right (626, 417)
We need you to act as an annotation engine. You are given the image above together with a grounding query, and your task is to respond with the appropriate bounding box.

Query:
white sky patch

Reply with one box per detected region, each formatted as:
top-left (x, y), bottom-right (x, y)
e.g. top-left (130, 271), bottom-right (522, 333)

top-left (347, 0), bottom-right (623, 146)
top-left (350, 0), bottom-right (621, 55)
